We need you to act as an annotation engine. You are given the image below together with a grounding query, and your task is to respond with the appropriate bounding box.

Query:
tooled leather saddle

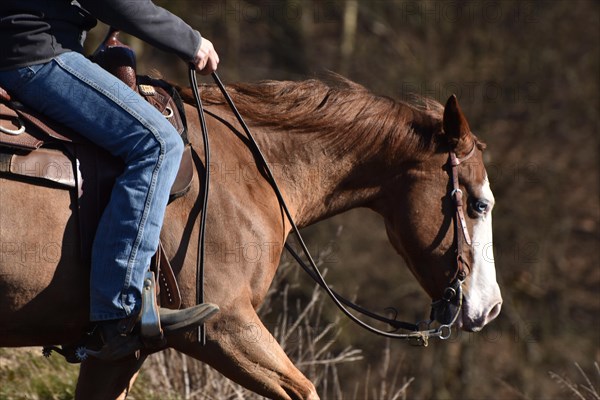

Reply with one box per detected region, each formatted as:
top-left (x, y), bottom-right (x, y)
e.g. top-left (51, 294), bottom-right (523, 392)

top-left (0, 30), bottom-right (189, 310)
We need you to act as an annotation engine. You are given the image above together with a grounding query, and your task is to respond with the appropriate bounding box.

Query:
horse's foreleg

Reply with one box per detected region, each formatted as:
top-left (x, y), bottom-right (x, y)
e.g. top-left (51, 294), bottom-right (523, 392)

top-left (173, 309), bottom-right (319, 400)
top-left (75, 354), bottom-right (147, 400)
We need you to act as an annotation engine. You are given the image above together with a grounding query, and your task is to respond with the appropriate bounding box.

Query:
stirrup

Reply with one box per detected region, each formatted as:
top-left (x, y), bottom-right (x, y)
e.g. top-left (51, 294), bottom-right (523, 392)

top-left (140, 270), bottom-right (219, 340)
top-left (140, 270), bottom-right (163, 344)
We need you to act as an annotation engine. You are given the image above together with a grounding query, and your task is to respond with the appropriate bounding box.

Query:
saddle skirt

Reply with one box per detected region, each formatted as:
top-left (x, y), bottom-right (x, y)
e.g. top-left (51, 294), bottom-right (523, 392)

top-left (0, 31), bottom-right (190, 310)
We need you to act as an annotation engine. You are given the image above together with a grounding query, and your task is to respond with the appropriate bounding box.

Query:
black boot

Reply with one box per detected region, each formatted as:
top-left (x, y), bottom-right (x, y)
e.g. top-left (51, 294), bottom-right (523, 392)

top-left (86, 303), bottom-right (218, 361)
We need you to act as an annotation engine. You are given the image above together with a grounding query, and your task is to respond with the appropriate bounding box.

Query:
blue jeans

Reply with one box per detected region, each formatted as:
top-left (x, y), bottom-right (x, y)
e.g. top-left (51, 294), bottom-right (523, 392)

top-left (0, 52), bottom-right (184, 321)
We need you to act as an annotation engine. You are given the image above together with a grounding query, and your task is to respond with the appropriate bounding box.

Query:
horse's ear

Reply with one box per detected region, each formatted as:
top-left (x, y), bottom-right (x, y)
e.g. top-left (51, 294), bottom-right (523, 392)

top-left (442, 94), bottom-right (471, 149)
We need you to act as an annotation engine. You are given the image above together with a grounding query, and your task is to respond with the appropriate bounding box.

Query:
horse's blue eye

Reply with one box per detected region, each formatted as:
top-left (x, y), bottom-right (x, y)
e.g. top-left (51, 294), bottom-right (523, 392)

top-left (473, 200), bottom-right (488, 213)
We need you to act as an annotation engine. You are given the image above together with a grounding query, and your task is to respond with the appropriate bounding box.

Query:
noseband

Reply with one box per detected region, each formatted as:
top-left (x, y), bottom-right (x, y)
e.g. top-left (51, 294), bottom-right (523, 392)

top-left (189, 71), bottom-right (478, 346)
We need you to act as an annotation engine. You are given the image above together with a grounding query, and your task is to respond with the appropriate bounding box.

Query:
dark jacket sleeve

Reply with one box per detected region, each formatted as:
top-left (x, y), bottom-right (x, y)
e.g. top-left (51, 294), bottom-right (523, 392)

top-left (77, 0), bottom-right (201, 62)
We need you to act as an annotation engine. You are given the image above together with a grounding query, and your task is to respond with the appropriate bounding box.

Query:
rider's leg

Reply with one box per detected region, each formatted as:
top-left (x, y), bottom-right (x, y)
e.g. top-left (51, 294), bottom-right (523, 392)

top-left (0, 53), bottom-right (217, 355)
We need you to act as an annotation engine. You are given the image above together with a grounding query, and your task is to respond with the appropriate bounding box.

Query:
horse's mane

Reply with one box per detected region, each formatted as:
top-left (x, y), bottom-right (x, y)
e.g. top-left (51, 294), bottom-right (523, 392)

top-left (179, 75), bottom-right (445, 157)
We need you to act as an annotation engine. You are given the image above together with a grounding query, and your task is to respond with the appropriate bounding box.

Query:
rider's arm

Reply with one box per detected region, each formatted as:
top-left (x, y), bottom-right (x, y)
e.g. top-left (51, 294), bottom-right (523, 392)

top-left (78, 0), bottom-right (201, 63)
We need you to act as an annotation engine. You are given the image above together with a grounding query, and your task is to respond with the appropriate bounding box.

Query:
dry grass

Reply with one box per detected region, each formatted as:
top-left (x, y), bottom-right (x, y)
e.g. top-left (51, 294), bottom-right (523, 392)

top-left (549, 362), bottom-right (600, 400)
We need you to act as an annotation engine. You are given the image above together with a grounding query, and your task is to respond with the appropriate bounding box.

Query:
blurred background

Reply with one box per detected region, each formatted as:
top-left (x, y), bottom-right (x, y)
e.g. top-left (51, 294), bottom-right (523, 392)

top-left (1, 1), bottom-right (598, 399)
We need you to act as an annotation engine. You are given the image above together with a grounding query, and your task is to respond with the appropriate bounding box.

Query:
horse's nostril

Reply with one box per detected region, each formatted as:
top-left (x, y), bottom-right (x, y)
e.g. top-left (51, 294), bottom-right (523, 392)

top-left (486, 302), bottom-right (502, 323)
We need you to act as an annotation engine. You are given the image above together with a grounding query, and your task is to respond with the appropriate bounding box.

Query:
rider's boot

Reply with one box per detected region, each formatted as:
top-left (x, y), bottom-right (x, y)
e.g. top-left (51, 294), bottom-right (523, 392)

top-left (86, 303), bottom-right (218, 361)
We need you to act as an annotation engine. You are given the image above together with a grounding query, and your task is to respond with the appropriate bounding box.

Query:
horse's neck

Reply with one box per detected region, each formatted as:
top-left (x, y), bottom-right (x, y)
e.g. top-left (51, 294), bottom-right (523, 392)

top-left (260, 111), bottom-right (426, 227)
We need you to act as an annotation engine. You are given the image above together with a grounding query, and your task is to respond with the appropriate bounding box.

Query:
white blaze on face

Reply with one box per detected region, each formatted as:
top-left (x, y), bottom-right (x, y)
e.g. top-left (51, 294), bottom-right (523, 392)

top-left (464, 174), bottom-right (502, 330)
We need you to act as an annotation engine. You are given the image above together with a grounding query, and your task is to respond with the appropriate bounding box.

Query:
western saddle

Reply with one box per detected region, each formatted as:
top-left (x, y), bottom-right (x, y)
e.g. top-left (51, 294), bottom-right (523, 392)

top-left (0, 30), bottom-right (191, 334)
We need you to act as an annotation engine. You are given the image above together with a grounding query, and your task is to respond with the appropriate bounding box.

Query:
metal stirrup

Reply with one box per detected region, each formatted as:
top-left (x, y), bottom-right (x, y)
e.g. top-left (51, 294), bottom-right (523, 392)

top-left (140, 271), bottom-right (163, 342)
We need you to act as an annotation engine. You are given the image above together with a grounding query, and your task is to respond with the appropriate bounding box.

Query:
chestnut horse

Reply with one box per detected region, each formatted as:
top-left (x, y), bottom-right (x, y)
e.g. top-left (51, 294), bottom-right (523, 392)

top-left (0, 76), bottom-right (502, 399)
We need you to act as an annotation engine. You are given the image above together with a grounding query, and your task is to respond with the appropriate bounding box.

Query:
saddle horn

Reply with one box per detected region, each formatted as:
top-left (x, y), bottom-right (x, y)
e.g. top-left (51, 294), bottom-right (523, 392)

top-left (91, 28), bottom-right (138, 91)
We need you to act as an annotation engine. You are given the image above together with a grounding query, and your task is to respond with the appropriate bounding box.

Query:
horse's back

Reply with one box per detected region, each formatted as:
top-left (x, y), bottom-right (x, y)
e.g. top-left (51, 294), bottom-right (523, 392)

top-left (0, 176), bottom-right (88, 345)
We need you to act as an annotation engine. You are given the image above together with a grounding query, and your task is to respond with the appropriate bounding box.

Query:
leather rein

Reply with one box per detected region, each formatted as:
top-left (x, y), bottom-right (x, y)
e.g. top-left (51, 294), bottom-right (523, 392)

top-left (187, 68), bottom-right (476, 346)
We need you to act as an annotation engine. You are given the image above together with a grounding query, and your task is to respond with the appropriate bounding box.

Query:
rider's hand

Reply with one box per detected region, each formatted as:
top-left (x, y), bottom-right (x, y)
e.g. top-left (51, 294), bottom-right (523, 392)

top-left (192, 37), bottom-right (219, 75)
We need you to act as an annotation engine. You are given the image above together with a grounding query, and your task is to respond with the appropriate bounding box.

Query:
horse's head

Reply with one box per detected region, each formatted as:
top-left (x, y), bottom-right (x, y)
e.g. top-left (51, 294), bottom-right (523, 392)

top-left (378, 95), bottom-right (501, 332)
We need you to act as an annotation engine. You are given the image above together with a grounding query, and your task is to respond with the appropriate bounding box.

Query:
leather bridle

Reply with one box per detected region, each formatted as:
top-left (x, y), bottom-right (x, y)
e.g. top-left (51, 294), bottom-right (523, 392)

top-left (428, 144), bottom-right (477, 330)
top-left (187, 69), bottom-right (478, 346)
top-left (450, 145), bottom-right (477, 282)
